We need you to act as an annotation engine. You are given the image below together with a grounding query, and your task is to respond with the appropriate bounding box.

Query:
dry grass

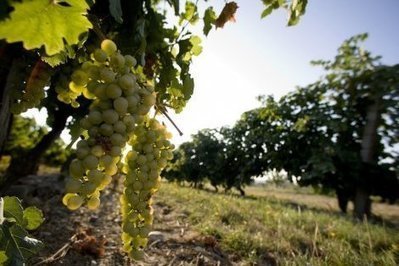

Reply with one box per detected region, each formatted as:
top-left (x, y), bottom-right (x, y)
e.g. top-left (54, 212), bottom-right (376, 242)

top-left (156, 182), bottom-right (399, 265)
top-left (246, 185), bottom-right (399, 227)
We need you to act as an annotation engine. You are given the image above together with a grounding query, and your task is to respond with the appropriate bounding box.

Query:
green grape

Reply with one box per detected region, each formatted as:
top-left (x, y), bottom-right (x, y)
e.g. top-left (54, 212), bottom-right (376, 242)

top-left (91, 145), bottom-right (104, 157)
top-left (100, 154), bottom-right (114, 168)
top-left (71, 70), bottom-right (89, 86)
top-left (118, 74), bottom-right (135, 90)
top-left (102, 109), bottom-right (119, 124)
top-left (88, 126), bottom-right (99, 138)
top-left (110, 53), bottom-right (126, 69)
top-left (114, 121), bottom-right (127, 134)
top-left (110, 146), bottom-right (122, 157)
top-left (101, 39), bottom-right (117, 56)
top-left (142, 93), bottom-right (156, 107)
top-left (69, 81), bottom-right (84, 94)
top-left (104, 164), bottom-right (118, 176)
top-left (100, 68), bottom-right (116, 83)
top-left (114, 97), bottom-right (128, 114)
top-left (106, 84), bottom-right (122, 99)
top-left (66, 195), bottom-right (84, 210)
top-left (80, 182), bottom-right (97, 195)
top-left (110, 133), bottom-right (124, 146)
top-left (62, 193), bottom-right (75, 206)
top-left (87, 196), bottom-right (101, 210)
top-left (87, 169), bottom-right (104, 184)
top-left (98, 175), bottom-right (113, 190)
top-left (124, 55), bottom-right (137, 67)
top-left (99, 123), bottom-right (114, 136)
top-left (83, 155), bottom-right (99, 170)
top-left (76, 146), bottom-right (90, 159)
top-left (94, 84), bottom-right (108, 100)
top-left (88, 110), bottom-right (103, 125)
top-left (132, 180), bottom-right (143, 191)
top-left (83, 88), bottom-right (96, 99)
top-left (69, 159), bottom-right (85, 179)
top-left (79, 117), bottom-right (92, 130)
top-left (93, 49), bottom-right (108, 63)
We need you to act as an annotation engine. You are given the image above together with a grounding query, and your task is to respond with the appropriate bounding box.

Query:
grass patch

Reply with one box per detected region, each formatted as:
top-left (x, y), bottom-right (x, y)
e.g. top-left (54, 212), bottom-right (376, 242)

top-left (155, 182), bottom-right (399, 265)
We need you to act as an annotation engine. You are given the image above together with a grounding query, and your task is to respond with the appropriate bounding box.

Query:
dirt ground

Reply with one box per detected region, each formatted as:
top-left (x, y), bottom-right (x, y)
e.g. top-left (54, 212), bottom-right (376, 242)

top-left (8, 174), bottom-right (237, 266)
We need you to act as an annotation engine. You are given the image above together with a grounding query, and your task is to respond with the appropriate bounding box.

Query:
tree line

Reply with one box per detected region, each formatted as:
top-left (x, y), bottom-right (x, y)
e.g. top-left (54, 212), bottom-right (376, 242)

top-left (163, 34), bottom-right (399, 219)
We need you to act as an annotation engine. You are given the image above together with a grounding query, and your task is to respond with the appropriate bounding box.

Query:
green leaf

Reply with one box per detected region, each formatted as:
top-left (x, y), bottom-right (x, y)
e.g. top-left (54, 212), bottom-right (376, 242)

top-left (182, 75), bottom-right (194, 100)
top-left (288, 0), bottom-right (307, 26)
top-left (261, 6), bottom-right (274, 18)
top-left (0, 0), bottom-right (92, 55)
top-left (23, 207), bottom-right (44, 231)
top-left (0, 223), bottom-right (44, 264)
top-left (203, 7), bottom-right (216, 36)
top-left (0, 251), bottom-right (7, 264)
top-left (189, 36), bottom-right (202, 56)
top-left (3, 197), bottom-right (23, 225)
top-left (109, 0), bottom-right (123, 23)
top-left (181, 1), bottom-right (198, 24)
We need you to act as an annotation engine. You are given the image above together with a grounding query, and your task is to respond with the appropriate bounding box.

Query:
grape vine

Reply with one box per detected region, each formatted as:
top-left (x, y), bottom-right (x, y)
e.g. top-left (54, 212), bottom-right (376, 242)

top-left (0, 0), bottom-right (307, 262)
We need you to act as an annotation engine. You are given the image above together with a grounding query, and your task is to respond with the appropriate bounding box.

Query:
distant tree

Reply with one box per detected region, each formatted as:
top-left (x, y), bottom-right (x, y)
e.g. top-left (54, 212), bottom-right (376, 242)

top-left (242, 34), bottom-right (399, 219)
top-left (164, 129), bottom-right (224, 189)
top-left (1, 115), bottom-right (71, 191)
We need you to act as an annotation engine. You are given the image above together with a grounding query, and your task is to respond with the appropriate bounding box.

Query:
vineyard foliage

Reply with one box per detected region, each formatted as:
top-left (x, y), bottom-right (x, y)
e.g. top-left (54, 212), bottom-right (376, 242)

top-left (3, 115), bottom-right (70, 167)
top-left (0, 197), bottom-right (44, 265)
top-left (165, 34), bottom-right (399, 217)
top-left (0, 0), bottom-right (308, 262)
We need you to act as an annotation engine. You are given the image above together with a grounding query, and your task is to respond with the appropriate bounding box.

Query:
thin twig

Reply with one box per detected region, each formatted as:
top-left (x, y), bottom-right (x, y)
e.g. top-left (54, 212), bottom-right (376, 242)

top-left (33, 234), bottom-right (77, 265)
top-left (159, 108), bottom-right (183, 136)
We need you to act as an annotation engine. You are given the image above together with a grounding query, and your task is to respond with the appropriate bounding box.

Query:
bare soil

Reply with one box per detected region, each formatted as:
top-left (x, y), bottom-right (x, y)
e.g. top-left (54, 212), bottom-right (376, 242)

top-left (8, 174), bottom-right (237, 266)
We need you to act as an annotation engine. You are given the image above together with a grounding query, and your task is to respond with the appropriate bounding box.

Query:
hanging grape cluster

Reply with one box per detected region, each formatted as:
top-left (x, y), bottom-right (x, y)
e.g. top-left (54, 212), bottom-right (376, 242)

top-left (61, 39), bottom-right (173, 261)
top-left (120, 118), bottom-right (173, 260)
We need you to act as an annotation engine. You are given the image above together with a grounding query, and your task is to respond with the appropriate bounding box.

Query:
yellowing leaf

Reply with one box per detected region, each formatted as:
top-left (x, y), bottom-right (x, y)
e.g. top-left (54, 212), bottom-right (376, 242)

top-left (0, 0), bottom-right (92, 55)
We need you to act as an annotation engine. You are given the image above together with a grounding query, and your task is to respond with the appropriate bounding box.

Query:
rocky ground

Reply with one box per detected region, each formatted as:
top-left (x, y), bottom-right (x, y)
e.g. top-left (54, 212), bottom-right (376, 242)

top-left (6, 174), bottom-right (236, 266)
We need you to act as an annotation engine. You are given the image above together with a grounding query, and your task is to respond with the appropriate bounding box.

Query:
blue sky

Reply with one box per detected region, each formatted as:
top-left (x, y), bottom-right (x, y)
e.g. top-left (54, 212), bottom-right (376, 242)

top-left (169, 0), bottom-right (399, 144)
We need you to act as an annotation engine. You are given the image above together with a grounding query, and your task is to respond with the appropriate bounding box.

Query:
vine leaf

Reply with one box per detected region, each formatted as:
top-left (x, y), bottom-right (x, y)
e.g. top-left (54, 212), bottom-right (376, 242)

top-left (0, 223), bottom-right (44, 265)
top-left (22, 207), bottom-right (44, 231)
top-left (203, 7), bottom-right (216, 36)
top-left (180, 1), bottom-right (198, 25)
top-left (0, 251), bottom-right (7, 264)
top-left (215, 2), bottom-right (239, 28)
top-left (288, 0), bottom-right (307, 26)
top-left (189, 36), bottom-right (202, 56)
top-left (3, 197), bottom-right (23, 225)
top-left (0, 197), bottom-right (44, 265)
top-left (261, 0), bottom-right (308, 26)
top-left (0, 0), bottom-right (92, 55)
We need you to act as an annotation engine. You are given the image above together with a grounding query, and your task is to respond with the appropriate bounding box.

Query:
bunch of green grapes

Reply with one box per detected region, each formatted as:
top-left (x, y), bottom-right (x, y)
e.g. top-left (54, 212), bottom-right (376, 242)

top-left (10, 60), bottom-right (51, 114)
top-left (120, 118), bottom-right (173, 260)
top-left (54, 64), bottom-right (83, 108)
top-left (62, 39), bottom-right (156, 211)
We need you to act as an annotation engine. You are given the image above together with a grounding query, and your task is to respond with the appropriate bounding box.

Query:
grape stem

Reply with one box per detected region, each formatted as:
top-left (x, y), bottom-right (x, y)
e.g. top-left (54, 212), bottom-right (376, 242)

top-left (158, 108), bottom-right (183, 136)
top-left (88, 15), bottom-right (107, 41)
